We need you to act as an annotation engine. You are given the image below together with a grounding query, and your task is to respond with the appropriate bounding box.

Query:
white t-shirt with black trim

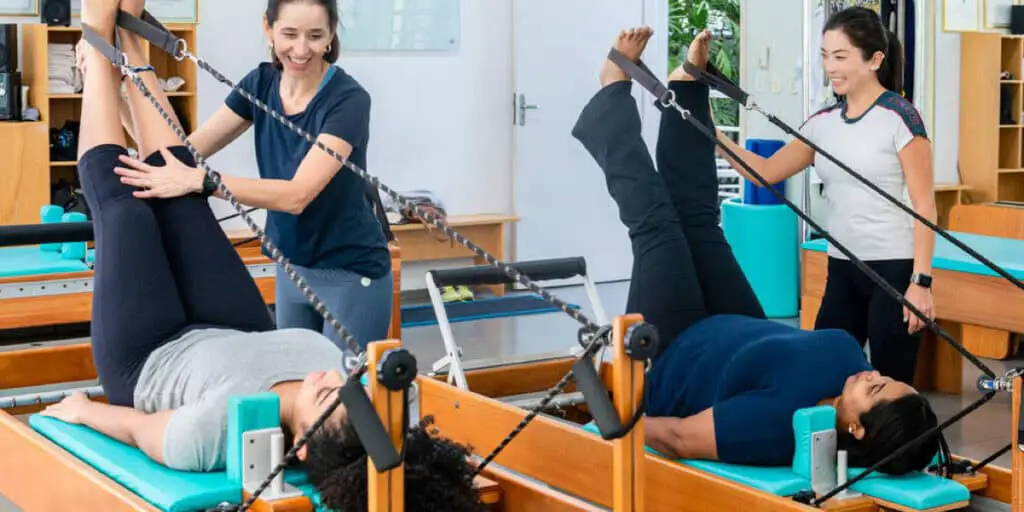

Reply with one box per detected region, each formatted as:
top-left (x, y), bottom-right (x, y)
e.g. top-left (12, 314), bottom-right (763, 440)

top-left (799, 90), bottom-right (928, 261)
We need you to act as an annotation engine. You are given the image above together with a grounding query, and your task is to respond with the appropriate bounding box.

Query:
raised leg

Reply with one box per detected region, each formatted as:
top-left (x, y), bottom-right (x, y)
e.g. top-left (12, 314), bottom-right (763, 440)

top-left (572, 28), bottom-right (708, 352)
top-left (76, 1), bottom-right (187, 406)
top-left (115, 0), bottom-right (275, 332)
top-left (655, 31), bottom-right (766, 320)
top-left (116, 1), bottom-right (185, 157)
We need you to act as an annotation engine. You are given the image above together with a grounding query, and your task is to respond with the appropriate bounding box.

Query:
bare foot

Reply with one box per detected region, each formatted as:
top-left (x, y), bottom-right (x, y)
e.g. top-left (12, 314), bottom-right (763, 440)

top-left (600, 26), bottom-right (654, 87)
top-left (669, 29), bottom-right (712, 82)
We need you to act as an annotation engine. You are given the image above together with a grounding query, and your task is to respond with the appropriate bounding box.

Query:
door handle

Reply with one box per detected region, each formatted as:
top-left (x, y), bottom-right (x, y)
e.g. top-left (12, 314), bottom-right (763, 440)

top-left (517, 93), bottom-right (539, 126)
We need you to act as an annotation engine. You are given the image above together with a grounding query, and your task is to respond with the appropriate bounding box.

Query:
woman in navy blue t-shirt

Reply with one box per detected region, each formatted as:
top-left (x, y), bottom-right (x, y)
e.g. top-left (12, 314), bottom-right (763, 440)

top-left (115, 0), bottom-right (392, 358)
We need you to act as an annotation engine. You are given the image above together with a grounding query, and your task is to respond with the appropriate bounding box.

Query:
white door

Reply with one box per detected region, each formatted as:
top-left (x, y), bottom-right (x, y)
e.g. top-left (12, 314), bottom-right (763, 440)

top-left (511, 0), bottom-right (665, 284)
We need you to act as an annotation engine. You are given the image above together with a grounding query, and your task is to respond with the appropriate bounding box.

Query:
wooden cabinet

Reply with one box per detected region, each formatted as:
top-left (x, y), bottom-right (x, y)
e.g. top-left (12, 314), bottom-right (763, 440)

top-left (0, 23), bottom-right (198, 226)
top-left (959, 33), bottom-right (1024, 204)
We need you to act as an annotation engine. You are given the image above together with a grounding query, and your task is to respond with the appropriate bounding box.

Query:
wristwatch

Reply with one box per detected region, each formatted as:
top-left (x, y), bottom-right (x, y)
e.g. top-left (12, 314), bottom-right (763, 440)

top-left (910, 273), bottom-right (932, 288)
top-left (200, 173), bottom-right (218, 198)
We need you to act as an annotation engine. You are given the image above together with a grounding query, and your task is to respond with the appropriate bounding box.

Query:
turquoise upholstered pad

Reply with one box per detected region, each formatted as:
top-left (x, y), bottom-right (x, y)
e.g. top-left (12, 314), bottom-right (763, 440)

top-left (580, 422), bottom-right (808, 496)
top-left (791, 405), bottom-right (835, 479)
top-left (28, 394), bottom-right (316, 512)
top-left (845, 468), bottom-right (970, 510)
top-left (802, 231), bottom-right (1024, 279)
top-left (0, 247), bottom-right (90, 277)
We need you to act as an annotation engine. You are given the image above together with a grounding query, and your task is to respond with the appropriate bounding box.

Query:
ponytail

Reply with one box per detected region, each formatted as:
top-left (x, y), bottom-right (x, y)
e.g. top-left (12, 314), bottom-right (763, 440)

top-left (878, 29), bottom-right (904, 95)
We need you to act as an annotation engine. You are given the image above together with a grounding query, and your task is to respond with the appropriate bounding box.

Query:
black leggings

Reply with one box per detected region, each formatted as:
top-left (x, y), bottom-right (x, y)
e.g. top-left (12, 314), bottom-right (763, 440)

top-left (814, 256), bottom-right (920, 384)
top-left (571, 79), bottom-right (765, 355)
top-left (78, 144), bottom-right (275, 407)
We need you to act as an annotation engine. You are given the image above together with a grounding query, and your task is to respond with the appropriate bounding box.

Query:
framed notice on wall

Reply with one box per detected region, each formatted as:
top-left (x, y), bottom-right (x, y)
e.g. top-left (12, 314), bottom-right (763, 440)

top-left (942, 0), bottom-right (983, 32)
top-left (338, 0), bottom-right (460, 53)
top-left (70, 0), bottom-right (198, 23)
top-left (0, 0), bottom-right (38, 16)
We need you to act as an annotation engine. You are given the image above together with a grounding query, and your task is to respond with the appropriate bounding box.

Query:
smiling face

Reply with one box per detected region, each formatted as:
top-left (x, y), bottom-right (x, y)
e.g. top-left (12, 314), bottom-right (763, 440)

top-left (264, 0), bottom-right (335, 78)
top-left (820, 28), bottom-right (884, 97)
top-left (834, 370), bottom-right (916, 437)
top-left (293, 368), bottom-right (348, 458)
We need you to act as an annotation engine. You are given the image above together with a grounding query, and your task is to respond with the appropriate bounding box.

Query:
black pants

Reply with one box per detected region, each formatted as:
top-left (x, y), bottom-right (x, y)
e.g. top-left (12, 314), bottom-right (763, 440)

top-left (815, 256), bottom-right (920, 384)
top-left (572, 80), bottom-right (765, 354)
top-left (78, 144), bottom-right (275, 406)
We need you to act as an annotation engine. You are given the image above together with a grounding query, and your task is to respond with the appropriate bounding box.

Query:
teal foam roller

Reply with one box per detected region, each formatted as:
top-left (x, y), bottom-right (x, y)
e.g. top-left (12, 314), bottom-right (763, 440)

top-left (39, 205), bottom-right (64, 253)
top-left (60, 212), bottom-right (88, 261)
top-left (721, 197), bottom-right (798, 318)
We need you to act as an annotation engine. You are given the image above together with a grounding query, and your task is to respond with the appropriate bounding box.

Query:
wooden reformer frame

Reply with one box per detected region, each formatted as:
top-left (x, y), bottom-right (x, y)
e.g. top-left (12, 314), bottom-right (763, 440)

top-left (0, 313), bottom-right (1018, 511)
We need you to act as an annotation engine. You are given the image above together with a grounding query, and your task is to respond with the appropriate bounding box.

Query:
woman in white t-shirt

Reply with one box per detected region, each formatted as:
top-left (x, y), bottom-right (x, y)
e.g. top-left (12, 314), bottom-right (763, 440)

top-left (715, 6), bottom-right (936, 386)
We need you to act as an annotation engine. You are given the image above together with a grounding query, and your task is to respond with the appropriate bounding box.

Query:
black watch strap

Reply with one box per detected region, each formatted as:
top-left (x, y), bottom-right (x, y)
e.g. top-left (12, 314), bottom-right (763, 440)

top-left (910, 273), bottom-right (932, 288)
top-left (200, 174), bottom-right (217, 197)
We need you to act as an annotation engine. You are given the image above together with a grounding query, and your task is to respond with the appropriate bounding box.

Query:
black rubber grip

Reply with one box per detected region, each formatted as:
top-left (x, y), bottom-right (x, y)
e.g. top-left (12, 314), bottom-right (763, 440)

top-left (429, 257), bottom-right (587, 287)
top-left (0, 222), bottom-right (94, 247)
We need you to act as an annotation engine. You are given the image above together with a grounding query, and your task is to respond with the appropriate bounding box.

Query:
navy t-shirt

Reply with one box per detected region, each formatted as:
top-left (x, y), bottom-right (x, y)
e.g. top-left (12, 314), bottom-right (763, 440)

top-left (225, 63), bottom-right (390, 279)
top-left (645, 314), bottom-right (871, 466)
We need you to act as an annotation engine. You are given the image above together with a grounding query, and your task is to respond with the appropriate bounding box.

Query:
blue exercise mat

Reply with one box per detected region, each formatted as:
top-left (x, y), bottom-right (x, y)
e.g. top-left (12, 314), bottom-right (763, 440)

top-left (400, 294), bottom-right (580, 328)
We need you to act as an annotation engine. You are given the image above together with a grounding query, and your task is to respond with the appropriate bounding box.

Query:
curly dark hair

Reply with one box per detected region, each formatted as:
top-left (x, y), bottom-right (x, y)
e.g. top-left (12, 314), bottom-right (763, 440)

top-left (837, 393), bottom-right (940, 475)
top-left (304, 415), bottom-right (487, 512)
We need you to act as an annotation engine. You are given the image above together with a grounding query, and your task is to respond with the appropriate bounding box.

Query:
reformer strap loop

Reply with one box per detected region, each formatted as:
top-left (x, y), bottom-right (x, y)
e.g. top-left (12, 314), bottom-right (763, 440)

top-left (116, 10), bottom-right (187, 59)
top-left (81, 23), bottom-right (126, 69)
top-left (606, 49), bottom-right (672, 106)
top-left (682, 60), bottom-right (749, 106)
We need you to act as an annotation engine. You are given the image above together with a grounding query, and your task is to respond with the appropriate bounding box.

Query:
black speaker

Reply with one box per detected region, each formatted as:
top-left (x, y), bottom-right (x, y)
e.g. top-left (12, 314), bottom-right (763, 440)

top-left (1012, 5), bottom-right (1024, 35)
top-left (0, 72), bottom-right (22, 121)
top-left (41, 0), bottom-right (71, 27)
top-left (0, 24), bottom-right (16, 74)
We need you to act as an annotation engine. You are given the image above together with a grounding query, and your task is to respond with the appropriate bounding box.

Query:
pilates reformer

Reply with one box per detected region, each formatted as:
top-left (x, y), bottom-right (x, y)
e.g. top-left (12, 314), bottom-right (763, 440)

top-left (3, 8), bottom-right (1023, 510)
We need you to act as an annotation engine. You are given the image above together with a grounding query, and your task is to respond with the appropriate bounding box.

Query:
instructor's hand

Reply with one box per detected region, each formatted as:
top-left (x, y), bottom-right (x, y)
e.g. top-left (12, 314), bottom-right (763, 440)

top-left (903, 284), bottom-right (933, 334)
top-left (40, 391), bottom-right (93, 425)
top-left (116, 148), bottom-right (203, 199)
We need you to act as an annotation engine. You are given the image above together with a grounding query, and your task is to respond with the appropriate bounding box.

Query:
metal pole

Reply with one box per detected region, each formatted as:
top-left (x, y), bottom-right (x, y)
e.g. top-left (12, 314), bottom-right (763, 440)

top-left (0, 386), bottom-right (105, 410)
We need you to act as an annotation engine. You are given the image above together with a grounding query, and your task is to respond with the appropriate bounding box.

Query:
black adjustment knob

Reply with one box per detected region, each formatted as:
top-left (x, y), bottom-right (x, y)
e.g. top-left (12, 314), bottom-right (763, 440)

top-left (377, 348), bottom-right (417, 391)
top-left (624, 322), bottom-right (660, 361)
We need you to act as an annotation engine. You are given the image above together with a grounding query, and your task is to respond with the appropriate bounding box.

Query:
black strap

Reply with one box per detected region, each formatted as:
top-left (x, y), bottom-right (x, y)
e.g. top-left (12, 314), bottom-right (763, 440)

top-left (606, 49), bottom-right (672, 105)
top-left (682, 60), bottom-right (749, 105)
top-left (81, 23), bottom-right (125, 68)
top-left (116, 9), bottom-right (184, 58)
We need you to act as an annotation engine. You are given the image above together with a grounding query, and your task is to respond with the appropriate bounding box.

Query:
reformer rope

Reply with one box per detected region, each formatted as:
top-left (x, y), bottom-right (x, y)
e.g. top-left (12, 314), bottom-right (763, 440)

top-left (610, 49), bottom-right (997, 380)
top-left (88, 11), bottom-right (633, 508)
top-left (605, 47), bottom-right (1009, 506)
top-left (179, 36), bottom-right (618, 480)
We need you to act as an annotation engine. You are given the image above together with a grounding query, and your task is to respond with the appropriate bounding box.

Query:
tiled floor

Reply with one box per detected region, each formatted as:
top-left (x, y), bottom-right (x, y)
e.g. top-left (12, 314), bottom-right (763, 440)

top-left (0, 281), bottom-right (1017, 511)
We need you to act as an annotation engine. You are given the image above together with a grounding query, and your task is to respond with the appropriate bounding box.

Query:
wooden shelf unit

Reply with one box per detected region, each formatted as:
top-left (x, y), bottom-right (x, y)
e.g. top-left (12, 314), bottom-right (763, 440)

top-left (6, 23), bottom-right (198, 223)
top-left (959, 33), bottom-right (1024, 204)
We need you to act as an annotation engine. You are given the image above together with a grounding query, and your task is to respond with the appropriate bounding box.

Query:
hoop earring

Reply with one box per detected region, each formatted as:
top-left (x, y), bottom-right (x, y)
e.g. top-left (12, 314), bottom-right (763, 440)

top-left (325, 44), bottom-right (332, 54)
